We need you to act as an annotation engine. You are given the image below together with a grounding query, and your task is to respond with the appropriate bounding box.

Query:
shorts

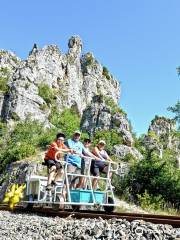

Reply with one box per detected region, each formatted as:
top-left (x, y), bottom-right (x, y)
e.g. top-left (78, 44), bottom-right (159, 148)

top-left (90, 160), bottom-right (108, 176)
top-left (44, 160), bottom-right (63, 170)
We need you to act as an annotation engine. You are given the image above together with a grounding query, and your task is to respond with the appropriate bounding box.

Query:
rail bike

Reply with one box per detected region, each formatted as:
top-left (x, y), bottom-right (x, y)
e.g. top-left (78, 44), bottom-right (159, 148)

top-left (21, 152), bottom-right (119, 213)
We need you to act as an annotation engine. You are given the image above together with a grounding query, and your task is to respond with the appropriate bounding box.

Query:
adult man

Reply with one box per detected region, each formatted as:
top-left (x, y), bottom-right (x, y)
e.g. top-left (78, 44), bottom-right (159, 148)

top-left (65, 131), bottom-right (88, 188)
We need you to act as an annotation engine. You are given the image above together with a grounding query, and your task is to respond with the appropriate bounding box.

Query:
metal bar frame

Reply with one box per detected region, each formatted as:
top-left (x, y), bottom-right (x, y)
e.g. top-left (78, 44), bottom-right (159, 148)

top-left (23, 151), bottom-right (119, 207)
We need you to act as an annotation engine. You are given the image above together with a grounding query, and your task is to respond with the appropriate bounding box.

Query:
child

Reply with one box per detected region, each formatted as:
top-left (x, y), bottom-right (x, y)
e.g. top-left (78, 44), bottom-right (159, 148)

top-left (44, 133), bottom-right (73, 190)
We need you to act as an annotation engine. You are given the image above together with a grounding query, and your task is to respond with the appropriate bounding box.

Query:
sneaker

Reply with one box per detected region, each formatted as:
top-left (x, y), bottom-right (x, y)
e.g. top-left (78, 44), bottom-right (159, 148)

top-left (51, 181), bottom-right (57, 186)
top-left (46, 184), bottom-right (52, 191)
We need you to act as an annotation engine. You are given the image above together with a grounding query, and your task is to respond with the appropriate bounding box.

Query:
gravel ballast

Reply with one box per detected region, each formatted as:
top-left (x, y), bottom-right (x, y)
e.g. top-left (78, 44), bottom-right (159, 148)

top-left (0, 210), bottom-right (180, 240)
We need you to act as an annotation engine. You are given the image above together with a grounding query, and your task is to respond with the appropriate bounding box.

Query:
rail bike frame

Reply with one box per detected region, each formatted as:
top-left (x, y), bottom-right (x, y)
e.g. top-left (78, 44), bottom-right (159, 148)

top-left (21, 152), bottom-right (119, 210)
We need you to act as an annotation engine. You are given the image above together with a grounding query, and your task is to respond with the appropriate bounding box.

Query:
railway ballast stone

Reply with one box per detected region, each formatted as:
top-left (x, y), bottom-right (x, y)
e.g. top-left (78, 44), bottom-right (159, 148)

top-left (0, 211), bottom-right (179, 240)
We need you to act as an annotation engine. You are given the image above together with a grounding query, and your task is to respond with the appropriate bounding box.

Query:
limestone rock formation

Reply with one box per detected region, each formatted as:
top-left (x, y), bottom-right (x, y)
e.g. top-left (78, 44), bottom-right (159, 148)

top-left (0, 50), bottom-right (21, 73)
top-left (143, 116), bottom-right (180, 167)
top-left (81, 95), bottom-right (134, 146)
top-left (0, 36), bottom-right (120, 125)
top-left (113, 144), bottom-right (143, 160)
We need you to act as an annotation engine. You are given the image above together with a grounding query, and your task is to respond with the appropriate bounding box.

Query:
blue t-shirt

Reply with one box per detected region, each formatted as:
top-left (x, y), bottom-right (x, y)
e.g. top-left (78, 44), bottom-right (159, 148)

top-left (66, 139), bottom-right (86, 168)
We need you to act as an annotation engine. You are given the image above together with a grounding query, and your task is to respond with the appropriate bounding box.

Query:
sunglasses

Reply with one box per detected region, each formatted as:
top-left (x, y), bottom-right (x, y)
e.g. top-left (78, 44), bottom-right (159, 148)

top-left (57, 138), bottom-right (65, 141)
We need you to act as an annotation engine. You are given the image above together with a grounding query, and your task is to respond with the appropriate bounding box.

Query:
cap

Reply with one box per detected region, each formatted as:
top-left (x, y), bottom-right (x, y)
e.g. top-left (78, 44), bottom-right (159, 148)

top-left (99, 140), bottom-right (106, 145)
top-left (74, 130), bottom-right (81, 135)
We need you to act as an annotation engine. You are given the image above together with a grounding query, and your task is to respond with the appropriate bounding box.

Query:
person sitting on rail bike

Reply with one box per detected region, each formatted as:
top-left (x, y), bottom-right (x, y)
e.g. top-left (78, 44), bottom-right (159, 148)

top-left (76, 138), bottom-right (100, 189)
top-left (44, 133), bottom-right (74, 191)
top-left (91, 140), bottom-right (114, 189)
top-left (65, 131), bottom-right (94, 189)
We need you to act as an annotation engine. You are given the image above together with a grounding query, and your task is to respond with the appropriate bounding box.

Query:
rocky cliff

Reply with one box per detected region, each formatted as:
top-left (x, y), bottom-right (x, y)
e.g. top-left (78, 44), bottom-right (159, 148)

top-left (0, 36), bottom-right (119, 125)
top-left (142, 116), bottom-right (180, 167)
top-left (0, 36), bottom-right (139, 159)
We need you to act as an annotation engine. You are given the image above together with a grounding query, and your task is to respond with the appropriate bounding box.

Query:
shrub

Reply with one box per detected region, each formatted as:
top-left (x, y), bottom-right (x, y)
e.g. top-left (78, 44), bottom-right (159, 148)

top-left (38, 83), bottom-right (56, 105)
top-left (148, 130), bottom-right (160, 142)
top-left (104, 96), bottom-right (127, 116)
top-left (38, 128), bottom-right (57, 148)
top-left (49, 107), bottom-right (81, 139)
top-left (137, 190), bottom-right (165, 210)
top-left (118, 153), bottom-right (180, 209)
top-left (102, 66), bottom-right (111, 80)
top-left (93, 129), bottom-right (124, 154)
top-left (0, 120), bottom-right (52, 173)
top-left (86, 52), bottom-right (94, 65)
top-left (0, 67), bottom-right (10, 93)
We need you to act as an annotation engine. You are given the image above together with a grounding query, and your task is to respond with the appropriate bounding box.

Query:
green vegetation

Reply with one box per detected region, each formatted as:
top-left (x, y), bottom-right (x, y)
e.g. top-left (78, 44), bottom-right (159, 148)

top-left (49, 107), bottom-right (81, 139)
top-left (148, 130), bottom-right (160, 142)
top-left (167, 100), bottom-right (180, 130)
top-left (103, 96), bottom-right (127, 116)
top-left (85, 52), bottom-right (94, 65)
top-left (0, 67), bottom-right (10, 93)
top-left (38, 83), bottom-right (57, 106)
top-left (102, 66), bottom-right (112, 80)
top-left (137, 190), bottom-right (166, 211)
top-left (39, 103), bottom-right (48, 111)
top-left (151, 115), bottom-right (175, 125)
top-left (115, 151), bottom-right (180, 210)
top-left (0, 120), bottom-right (56, 173)
top-left (93, 129), bottom-right (124, 154)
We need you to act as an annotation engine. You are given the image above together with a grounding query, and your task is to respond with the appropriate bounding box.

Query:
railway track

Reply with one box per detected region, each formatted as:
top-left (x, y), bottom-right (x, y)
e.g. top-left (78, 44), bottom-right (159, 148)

top-left (0, 205), bottom-right (180, 227)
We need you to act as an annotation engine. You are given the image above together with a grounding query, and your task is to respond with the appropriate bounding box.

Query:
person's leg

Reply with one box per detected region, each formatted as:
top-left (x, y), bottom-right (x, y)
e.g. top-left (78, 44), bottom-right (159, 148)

top-left (76, 159), bottom-right (85, 189)
top-left (54, 162), bottom-right (64, 182)
top-left (73, 167), bottom-right (81, 189)
top-left (54, 167), bottom-right (66, 200)
top-left (101, 164), bottom-right (113, 189)
top-left (91, 161), bottom-right (100, 189)
top-left (82, 160), bottom-right (90, 189)
top-left (54, 168), bottom-right (64, 182)
top-left (102, 164), bottom-right (112, 178)
top-left (47, 165), bottom-right (57, 189)
top-left (67, 164), bottom-right (77, 189)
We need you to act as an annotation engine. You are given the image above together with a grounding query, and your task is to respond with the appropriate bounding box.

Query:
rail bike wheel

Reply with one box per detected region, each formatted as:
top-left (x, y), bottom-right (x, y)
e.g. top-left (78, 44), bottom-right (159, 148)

top-left (104, 196), bottom-right (115, 213)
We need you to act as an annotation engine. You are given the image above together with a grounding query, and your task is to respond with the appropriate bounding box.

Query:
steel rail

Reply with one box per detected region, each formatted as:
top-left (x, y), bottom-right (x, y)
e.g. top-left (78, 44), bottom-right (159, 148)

top-left (0, 205), bottom-right (179, 227)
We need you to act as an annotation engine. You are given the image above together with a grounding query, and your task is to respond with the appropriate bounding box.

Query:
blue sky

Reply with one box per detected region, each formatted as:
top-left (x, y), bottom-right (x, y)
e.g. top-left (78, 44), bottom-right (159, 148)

top-left (0, 0), bottom-right (179, 135)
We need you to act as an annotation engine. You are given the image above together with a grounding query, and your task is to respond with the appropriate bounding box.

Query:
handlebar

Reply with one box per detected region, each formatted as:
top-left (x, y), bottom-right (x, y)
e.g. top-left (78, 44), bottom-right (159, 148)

top-left (54, 150), bottom-right (119, 172)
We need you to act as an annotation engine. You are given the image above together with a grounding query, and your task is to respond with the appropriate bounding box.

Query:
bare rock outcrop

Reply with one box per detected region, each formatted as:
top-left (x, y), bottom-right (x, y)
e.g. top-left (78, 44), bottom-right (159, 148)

top-left (113, 144), bottom-right (143, 160)
top-left (0, 157), bottom-right (45, 201)
top-left (142, 116), bottom-right (180, 166)
top-left (81, 95), bottom-right (134, 147)
top-left (0, 36), bottom-right (120, 125)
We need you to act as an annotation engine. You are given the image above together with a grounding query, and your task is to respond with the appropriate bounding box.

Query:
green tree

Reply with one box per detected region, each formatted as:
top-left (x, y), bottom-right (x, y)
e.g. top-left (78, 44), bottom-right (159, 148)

top-left (118, 152), bottom-right (180, 209)
top-left (167, 101), bottom-right (180, 130)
